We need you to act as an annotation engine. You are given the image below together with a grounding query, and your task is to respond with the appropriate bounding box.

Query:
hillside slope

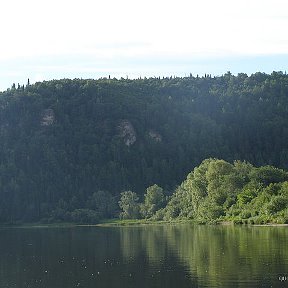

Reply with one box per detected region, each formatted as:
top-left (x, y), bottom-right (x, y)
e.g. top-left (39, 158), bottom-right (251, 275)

top-left (1, 72), bottom-right (288, 222)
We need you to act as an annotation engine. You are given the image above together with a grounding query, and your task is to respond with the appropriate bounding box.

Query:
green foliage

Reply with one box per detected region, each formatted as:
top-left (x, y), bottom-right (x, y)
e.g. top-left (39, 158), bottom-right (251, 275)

top-left (265, 195), bottom-right (288, 214)
top-left (160, 186), bottom-right (195, 220)
top-left (197, 199), bottom-right (224, 223)
top-left (1, 72), bottom-right (288, 223)
top-left (118, 191), bottom-right (140, 219)
top-left (140, 184), bottom-right (166, 218)
top-left (237, 186), bottom-right (258, 206)
top-left (159, 158), bottom-right (288, 224)
top-left (71, 209), bottom-right (100, 224)
top-left (86, 191), bottom-right (118, 219)
top-left (182, 159), bottom-right (211, 209)
top-left (249, 166), bottom-right (288, 186)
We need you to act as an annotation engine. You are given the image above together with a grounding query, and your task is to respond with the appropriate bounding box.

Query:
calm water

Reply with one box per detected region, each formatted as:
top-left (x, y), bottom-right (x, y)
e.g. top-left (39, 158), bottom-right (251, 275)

top-left (0, 224), bottom-right (287, 288)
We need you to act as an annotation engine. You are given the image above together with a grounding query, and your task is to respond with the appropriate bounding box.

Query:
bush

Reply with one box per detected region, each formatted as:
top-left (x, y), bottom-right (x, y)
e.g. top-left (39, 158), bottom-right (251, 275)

top-left (50, 208), bottom-right (71, 222)
top-left (253, 215), bottom-right (270, 224)
top-left (283, 210), bottom-right (288, 224)
top-left (274, 209), bottom-right (288, 224)
top-left (233, 218), bottom-right (243, 225)
top-left (71, 209), bottom-right (99, 224)
top-left (248, 218), bottom-right (255, 224)
top-left (118, 191), bottom-right (140, 219)
top-left (197, 200), bottom-right (224, 222)
top-left (226, 205), bottom-right (241, 217)
top-left (86, 191), bottom-right (118, 219)
top-left (150, 208), bottom-right (165, 221)
top-left (266, 196), bottom-right (288, 214)
top-left (140, 184), bottom-right (166, 218)
top-left (240, 210), bottom-right (252, 219)
top-left (237, 188), bottom-right (257, 205)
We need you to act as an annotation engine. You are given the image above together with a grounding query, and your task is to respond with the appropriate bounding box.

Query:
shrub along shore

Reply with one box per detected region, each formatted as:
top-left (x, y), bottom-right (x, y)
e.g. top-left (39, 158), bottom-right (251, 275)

top-left (118, 159), bottom-right (288, 225)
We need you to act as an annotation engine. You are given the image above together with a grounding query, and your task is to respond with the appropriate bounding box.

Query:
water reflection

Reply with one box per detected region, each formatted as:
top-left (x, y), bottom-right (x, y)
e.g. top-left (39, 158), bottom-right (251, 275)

top-left (0, 225), bottom-right (287, 288)
top-left (119, 225), bottom-right (288, 287)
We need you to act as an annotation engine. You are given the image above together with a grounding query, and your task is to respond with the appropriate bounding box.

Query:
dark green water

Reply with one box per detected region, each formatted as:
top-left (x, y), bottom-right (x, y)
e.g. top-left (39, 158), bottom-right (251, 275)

top-left (0, 224), bottom-right (287, 288)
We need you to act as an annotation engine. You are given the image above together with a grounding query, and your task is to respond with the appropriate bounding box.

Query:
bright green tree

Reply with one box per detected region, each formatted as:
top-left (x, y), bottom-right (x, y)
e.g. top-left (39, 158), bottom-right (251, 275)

top-left (140, 184), bottom-right (166, 218)
top-left (118, 191), bottom-right (140, 219)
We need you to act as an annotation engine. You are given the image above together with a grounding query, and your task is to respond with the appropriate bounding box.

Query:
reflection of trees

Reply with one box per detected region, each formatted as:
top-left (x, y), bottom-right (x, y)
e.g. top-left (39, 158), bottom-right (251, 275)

top-left (1, 226), bottom-right (287, 287)
top-left (120, 225), bottom-right (288, 287)
top-left (120, 226), bottom-right (168, 264)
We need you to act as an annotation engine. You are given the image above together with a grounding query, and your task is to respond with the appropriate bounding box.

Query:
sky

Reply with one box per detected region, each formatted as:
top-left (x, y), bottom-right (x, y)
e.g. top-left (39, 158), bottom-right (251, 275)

top-left (1, 0), bottom-right (288, 91)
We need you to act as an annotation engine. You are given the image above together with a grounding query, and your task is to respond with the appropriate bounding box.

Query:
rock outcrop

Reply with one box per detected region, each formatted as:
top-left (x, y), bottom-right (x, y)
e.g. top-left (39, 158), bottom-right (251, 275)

top-left (41, 109), bottom-right (55, 126)
top-left (118, 120), bottom-right (136, 146)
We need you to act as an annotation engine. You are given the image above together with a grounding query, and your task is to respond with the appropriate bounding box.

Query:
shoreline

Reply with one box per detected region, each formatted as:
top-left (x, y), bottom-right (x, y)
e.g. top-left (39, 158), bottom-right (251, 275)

top-left (96, 219), bottom-right (288, 227)
top-left (1, 220), bottom-right (288, 228)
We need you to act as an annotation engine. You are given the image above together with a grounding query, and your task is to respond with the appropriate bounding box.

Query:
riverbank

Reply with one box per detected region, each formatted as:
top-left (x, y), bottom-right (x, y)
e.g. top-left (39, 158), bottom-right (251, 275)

top-left (96, 219), bottom-right (195, 227)
top-left (96, 219), bottom-right (288, 227)
top-left (1, 219), bottom-right (287, 228)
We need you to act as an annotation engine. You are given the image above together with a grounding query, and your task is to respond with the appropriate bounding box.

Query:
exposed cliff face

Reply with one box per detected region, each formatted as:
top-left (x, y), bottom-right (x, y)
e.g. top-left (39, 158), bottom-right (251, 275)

top-left (41, 109), bottom-right (55, 126)
top-left (118, 119), bottom-right (136, 146)
top-left (148, 130), bottom-right (162, 142)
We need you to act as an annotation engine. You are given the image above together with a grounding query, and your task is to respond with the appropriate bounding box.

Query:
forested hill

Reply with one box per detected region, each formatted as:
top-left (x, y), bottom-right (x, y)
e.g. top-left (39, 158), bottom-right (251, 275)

top-left (1, 72), bottom-right (288, 223)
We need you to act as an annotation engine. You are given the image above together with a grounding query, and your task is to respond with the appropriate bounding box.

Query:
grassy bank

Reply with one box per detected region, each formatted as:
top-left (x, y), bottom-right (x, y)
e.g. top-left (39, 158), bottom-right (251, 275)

top-left (96, 218), bottom-right (198, 226)
top-left (1, 219), bottom-right (287, 228)
top-left (97, 218), bottom-right (288, 227)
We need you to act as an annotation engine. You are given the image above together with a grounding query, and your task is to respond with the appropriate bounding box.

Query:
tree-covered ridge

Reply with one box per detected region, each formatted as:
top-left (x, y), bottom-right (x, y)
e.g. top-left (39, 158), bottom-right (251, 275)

top-left (1, 72), bottom-right (288, 223)
top-left (120, 159), bottom-right (288, 224)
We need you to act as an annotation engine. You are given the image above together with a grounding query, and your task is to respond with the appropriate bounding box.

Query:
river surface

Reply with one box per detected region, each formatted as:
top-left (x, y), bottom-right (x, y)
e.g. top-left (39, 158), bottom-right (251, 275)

top-left (0, 224), bottom-right (287, 288)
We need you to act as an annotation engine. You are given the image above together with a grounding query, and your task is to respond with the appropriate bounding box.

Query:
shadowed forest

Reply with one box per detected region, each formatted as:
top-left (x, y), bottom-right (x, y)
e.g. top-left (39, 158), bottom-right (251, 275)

top-left (0, 72), bottom-right (288, 223)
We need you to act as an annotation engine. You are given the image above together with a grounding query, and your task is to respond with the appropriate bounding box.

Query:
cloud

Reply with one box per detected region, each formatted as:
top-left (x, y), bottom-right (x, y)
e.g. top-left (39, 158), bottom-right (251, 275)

top-left (1, 0), bottom-right (288, 90)
top-left (2, 0), bottom-right (288, 60)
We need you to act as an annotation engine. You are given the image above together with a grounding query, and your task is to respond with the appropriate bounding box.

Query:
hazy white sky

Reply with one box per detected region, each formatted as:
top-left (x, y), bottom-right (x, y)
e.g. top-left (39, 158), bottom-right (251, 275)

top-left (1, 0), bottom-right (288, 90)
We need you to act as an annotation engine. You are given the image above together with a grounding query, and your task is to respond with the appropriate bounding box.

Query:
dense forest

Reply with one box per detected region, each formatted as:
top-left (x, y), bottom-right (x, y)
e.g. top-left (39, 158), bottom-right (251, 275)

top-left (1, 72), bottom-right (288, 223)
top-left (119, 159), bottom-right (288, 224)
